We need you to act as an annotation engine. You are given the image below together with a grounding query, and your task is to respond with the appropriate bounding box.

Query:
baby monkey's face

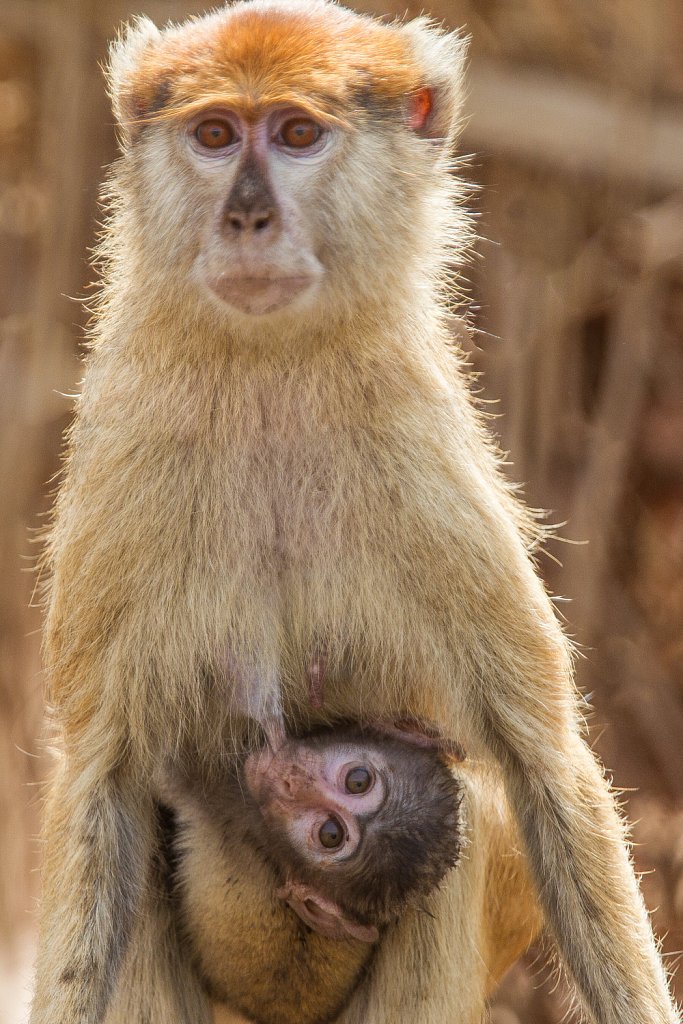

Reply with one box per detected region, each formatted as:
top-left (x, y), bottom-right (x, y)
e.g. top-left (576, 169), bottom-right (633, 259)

top-left (242, 725), bottom-right (462, 943)
top-left (244, 737), bottom-right (388, 866)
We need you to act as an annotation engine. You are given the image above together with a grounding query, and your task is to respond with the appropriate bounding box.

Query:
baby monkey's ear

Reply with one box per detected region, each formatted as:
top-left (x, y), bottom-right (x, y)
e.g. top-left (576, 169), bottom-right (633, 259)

top-left (400, 18), bottom-right (468, 147)
top-left (277, 882), bottom-right (379, 944)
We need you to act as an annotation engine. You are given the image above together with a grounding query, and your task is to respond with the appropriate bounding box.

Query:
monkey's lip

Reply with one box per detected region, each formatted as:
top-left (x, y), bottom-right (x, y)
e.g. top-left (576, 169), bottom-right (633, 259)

top-left (208, 274), bottom-right (315, 316)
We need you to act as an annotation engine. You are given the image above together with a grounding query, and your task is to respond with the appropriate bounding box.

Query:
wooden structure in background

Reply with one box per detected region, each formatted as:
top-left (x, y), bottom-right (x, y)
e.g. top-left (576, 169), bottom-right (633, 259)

top-left (0, 2), bottom-right (681, 1021)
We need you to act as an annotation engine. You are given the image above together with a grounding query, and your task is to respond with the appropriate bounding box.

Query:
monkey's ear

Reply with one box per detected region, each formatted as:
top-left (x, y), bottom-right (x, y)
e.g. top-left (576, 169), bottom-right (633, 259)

top-left (277, 883), bottom-right (379, 944)
top-left (400, 19), bottom-right (469, 146)
top-left (106, 17), bottom-right (164, 147)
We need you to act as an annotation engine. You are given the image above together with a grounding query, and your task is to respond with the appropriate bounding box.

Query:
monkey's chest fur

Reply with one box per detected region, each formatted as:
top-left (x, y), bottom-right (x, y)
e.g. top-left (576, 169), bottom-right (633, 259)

top-left (51, 348), bottom-right (483, 753)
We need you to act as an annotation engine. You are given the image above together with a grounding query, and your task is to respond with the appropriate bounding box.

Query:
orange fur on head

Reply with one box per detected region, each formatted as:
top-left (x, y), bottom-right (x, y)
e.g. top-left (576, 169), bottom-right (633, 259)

top-left (118, 2), bottom-right (425, 137)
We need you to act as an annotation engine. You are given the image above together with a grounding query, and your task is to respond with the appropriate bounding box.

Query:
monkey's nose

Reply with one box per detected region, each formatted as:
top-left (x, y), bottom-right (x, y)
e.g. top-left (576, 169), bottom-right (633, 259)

top-left (279, 773), bottom-right (299, 799)
top-left (223, 207), bottom-right (276, 234)
top-left (278, 766), bottom-right (313, 801)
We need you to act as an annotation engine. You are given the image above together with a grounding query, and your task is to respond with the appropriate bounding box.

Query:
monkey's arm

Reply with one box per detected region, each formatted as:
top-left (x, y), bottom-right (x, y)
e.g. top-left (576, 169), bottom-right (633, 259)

top-left (105, 811), bottom-right (211, 1024)
top-left (32, 753), bottom-right (210, 1024)
top-left (386, 354), bottom-right (676, 1024)
top-left (31, 752), bottom-right (154, 1023)
top-left (497, 725), bottom-right (673, 1024)
top-left (452, 493), bottom-right (676, 1024)
top-left (333, 423), bottom-right (675, 1022)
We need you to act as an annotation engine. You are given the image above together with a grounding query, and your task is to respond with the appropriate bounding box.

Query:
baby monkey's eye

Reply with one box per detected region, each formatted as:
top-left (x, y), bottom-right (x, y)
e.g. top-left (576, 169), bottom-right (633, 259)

top-left (319, 817), bottom-right (344, 849)
top-left (195, 119), bottom-right (236, 149)
top-left (345, 766), bottom-right (373, 794)
top-left (278, 117), bottom-right (322, 149)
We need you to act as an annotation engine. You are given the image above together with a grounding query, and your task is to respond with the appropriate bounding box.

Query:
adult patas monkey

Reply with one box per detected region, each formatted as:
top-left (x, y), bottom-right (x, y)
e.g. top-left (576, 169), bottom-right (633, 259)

top-left (33, 2), bottom-right (677, 1023)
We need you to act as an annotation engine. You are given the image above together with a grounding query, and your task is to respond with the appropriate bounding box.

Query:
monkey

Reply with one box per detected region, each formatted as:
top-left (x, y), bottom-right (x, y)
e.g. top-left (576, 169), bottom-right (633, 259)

top-left (168, 724), bottom-right (463, 1024)
top-left (32, 2), bottom-right (678, 1023)
top-left (106, 728), bottom-right (541, 1024)
top-left (240, 723), bottom-right (464, 940)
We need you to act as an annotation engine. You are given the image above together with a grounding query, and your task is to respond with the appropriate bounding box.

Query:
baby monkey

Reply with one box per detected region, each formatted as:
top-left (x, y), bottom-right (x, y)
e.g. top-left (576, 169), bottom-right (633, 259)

top-left (167, 724), bottom-right (463, 1024)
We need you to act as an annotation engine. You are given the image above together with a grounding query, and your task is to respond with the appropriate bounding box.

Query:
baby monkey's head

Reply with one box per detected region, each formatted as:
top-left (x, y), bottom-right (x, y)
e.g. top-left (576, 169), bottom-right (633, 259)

top-left (244, 723), bottom-right (463, 943)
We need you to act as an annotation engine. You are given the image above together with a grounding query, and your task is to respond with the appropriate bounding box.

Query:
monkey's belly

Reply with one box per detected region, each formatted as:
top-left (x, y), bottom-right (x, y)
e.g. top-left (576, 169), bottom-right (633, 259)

top-left (203, 916), bottom-right (372, 1024)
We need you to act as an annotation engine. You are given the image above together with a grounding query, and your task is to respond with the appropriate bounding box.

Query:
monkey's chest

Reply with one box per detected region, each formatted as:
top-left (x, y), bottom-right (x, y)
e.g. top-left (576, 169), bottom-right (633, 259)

top-left (192, 433), bottom-right (460, 711)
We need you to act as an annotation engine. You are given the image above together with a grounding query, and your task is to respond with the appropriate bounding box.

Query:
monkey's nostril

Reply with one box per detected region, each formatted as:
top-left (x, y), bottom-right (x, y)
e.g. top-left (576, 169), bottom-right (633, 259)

top-left (224, 210), bottom-right (272, 233)
top-left (281, 776), bottom-right (294, 796)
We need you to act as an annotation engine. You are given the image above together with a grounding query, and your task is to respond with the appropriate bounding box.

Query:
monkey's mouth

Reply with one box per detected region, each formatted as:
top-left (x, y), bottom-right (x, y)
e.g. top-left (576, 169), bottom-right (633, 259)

top-left (207, 274), bottom-right (316, 316)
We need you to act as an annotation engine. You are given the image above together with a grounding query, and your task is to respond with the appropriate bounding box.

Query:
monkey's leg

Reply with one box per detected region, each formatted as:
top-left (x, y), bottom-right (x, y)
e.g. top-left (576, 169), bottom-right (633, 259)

top-left (30, 759), bottom-right (153, 1024)
top-left (490, 721), bottom-right (677, 1024)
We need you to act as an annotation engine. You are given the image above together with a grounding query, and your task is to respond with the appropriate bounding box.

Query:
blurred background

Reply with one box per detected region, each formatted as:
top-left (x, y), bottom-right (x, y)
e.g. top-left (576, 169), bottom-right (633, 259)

top-left (0, 1), bottom-right (681, 1022)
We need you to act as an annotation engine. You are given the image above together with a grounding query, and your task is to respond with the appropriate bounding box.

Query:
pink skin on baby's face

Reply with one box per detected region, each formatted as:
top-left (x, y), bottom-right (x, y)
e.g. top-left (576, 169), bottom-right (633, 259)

top-left (244, 739), bottom-right (387, 865)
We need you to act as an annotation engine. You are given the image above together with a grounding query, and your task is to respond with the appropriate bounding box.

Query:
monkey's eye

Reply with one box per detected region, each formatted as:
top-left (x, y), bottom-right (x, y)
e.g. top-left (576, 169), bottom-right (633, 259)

top-left (345, 767), bottom-right (373, 795)
top-left (278, 117), bottom-right (322, 150)
top-left (318, 817), bottom-right (344, 849)
top-left (195, 119), bottom-right (236, 150)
